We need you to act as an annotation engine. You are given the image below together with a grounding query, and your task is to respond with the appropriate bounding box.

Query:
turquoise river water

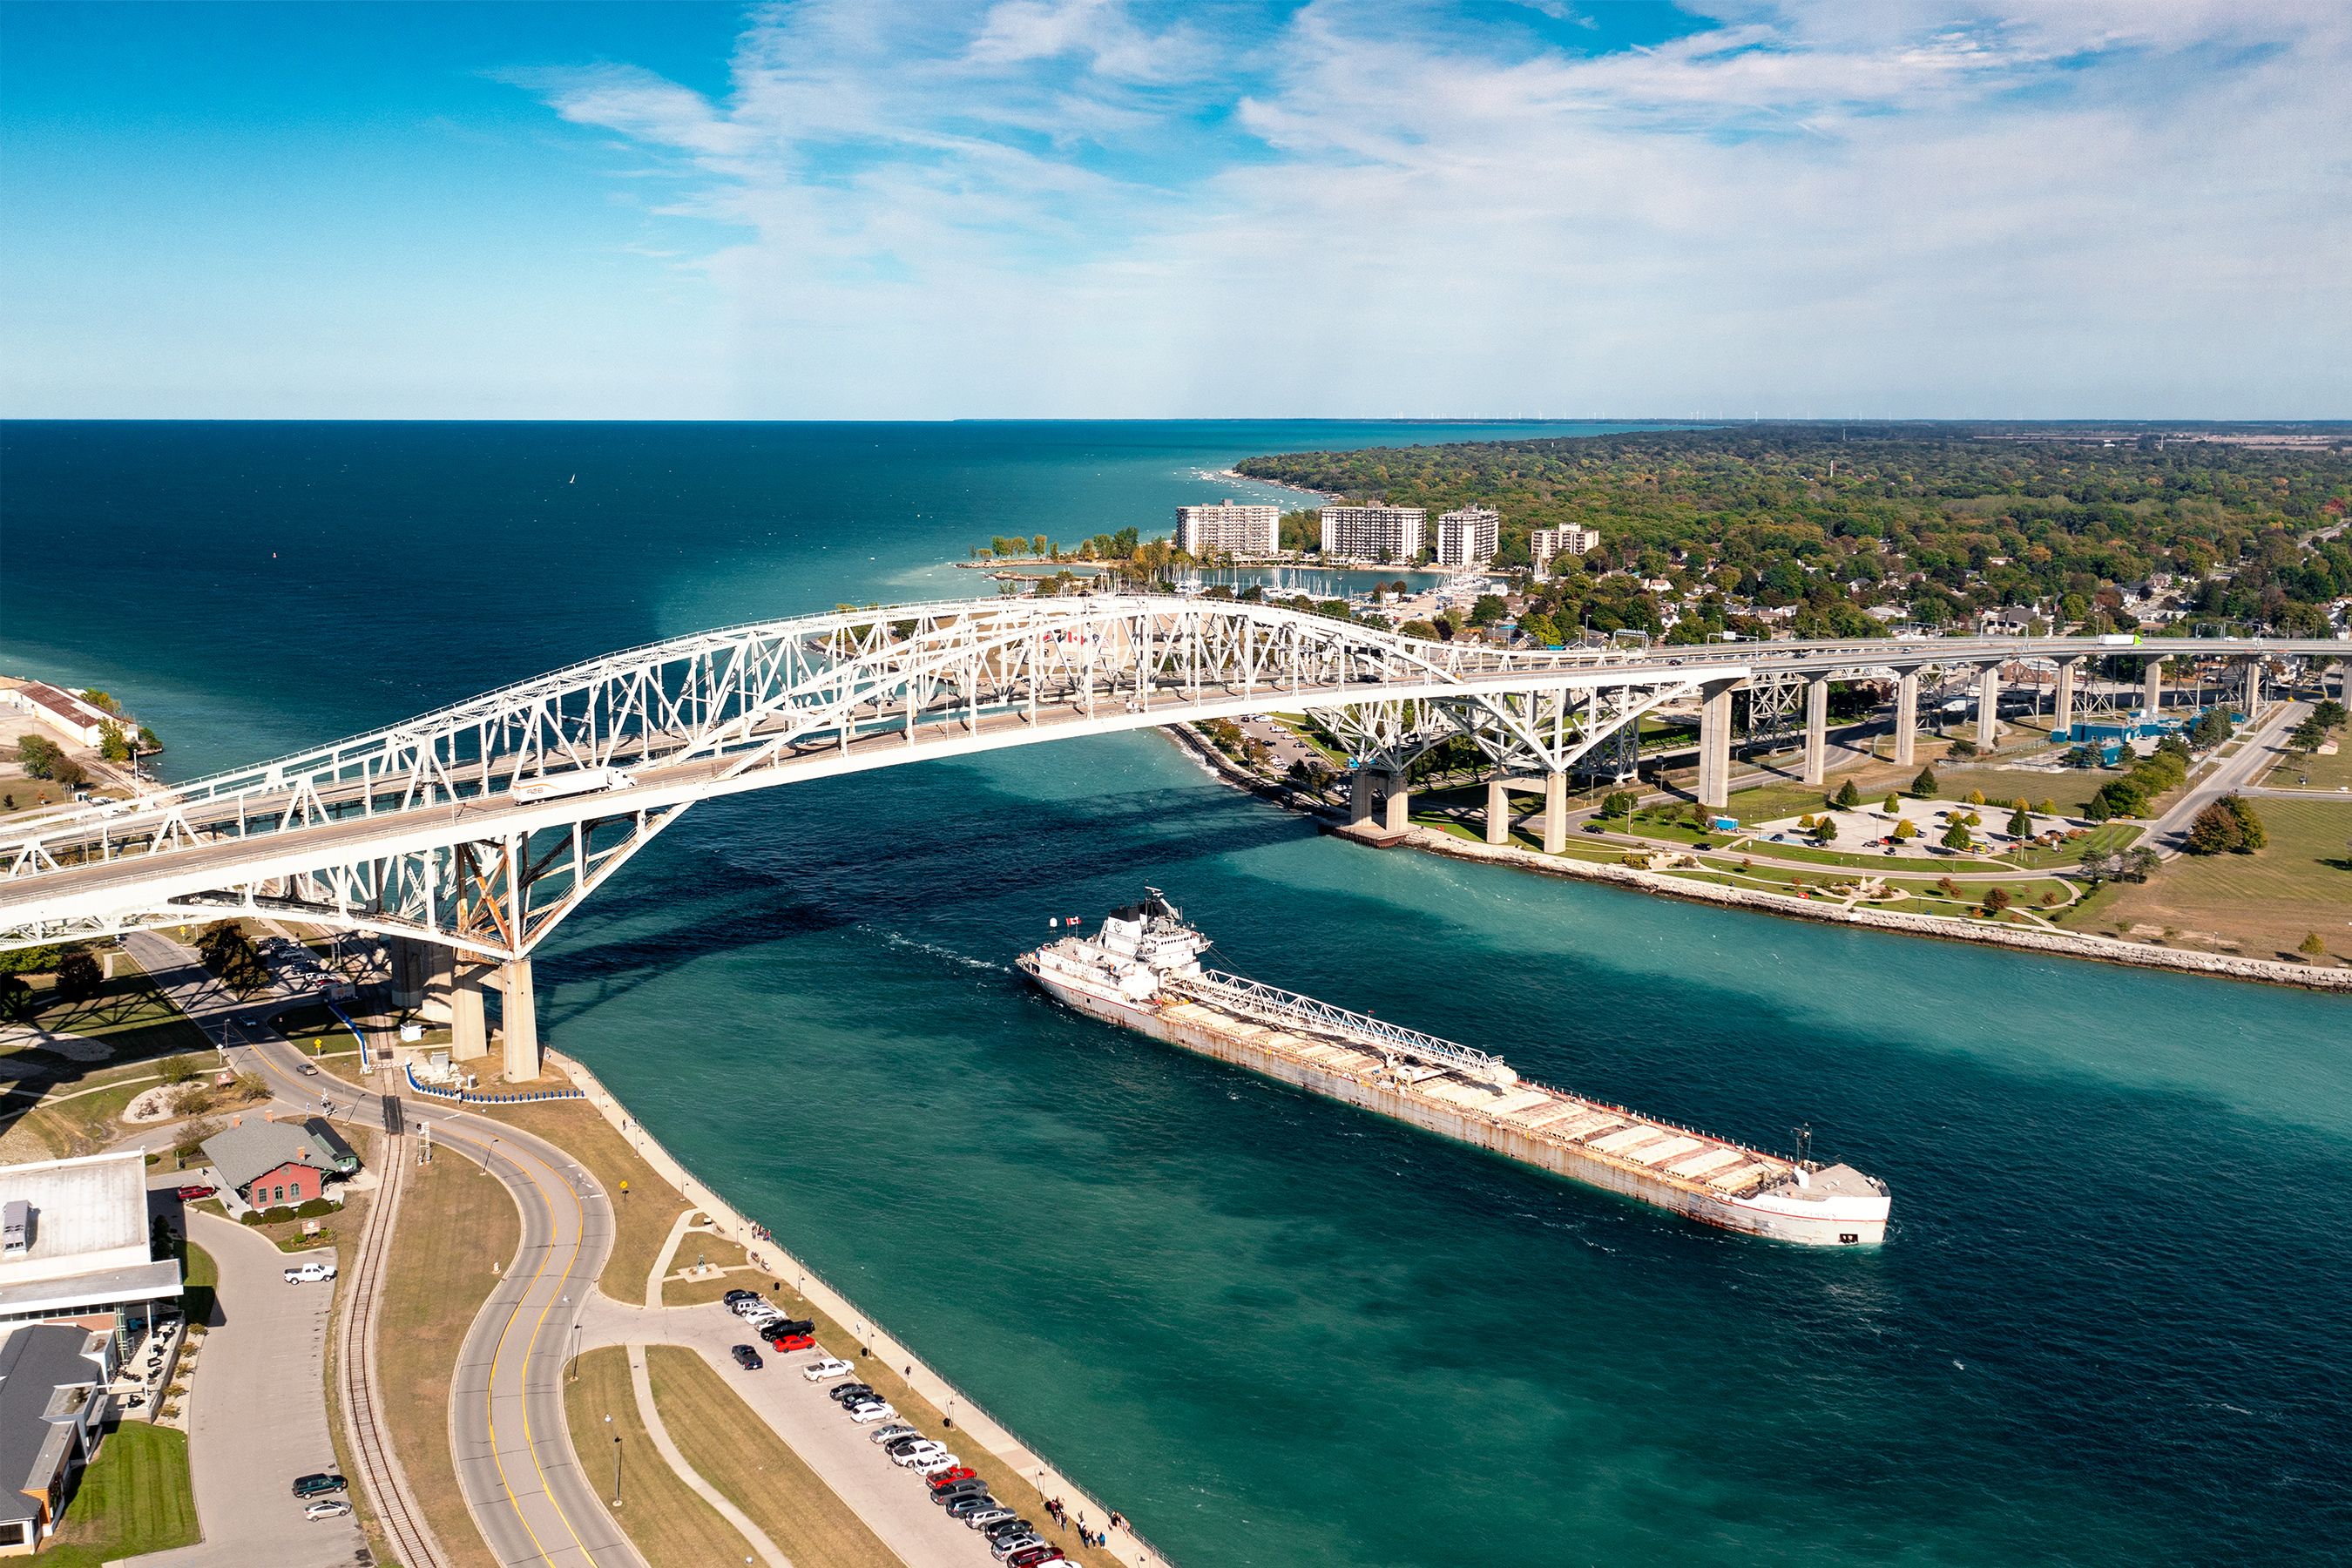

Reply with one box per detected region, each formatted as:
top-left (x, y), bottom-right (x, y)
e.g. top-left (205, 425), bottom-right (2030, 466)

top-left (4, 422), bottom-right (2348, 1566)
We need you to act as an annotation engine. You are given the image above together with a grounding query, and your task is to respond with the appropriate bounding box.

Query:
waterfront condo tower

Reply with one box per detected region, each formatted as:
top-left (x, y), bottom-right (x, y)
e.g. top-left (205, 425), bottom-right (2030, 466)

top-left (1174, 500), bottom-right (1281, 558)
top-left (1436, 506), bottom-right (1501, 568)
top-left (1320, 505), bottom-right (1426, 564)
top-left (1531, 524), bottom-right (1602, 575)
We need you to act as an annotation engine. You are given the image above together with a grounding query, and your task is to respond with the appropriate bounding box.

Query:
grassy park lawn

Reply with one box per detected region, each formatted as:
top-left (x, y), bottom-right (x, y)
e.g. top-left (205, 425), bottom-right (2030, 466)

top-left (565, 1348), bottom-right (754, 1568)
top-left (645, 1347), bottom-right (902, 1568)
top-left (45, 1423), bottom-right (199, 1567)
top-left (0, 1051), bottom-right (223, 1163)
top-left (2004, 822), bottom-right (2142, 869)
top-left (2077, 799), bottom-right (2352, 963)
top-left (660, 1234), bottom-right (754, 1307)
top-left (2262, 741), bottom-right (2352, 793)
top-left (379, 1150), bottom-right (523, 1568)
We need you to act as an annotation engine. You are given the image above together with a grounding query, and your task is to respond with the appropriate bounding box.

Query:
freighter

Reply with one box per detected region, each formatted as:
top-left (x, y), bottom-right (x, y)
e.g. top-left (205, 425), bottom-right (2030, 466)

top-left (1018, 891), bottom-right (1890, 1247)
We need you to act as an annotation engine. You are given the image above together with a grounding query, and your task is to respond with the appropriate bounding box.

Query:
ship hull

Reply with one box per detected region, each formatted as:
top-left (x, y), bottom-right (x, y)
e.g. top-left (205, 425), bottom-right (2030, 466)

top-left (1023, 960), bottom-right (1886, 1247)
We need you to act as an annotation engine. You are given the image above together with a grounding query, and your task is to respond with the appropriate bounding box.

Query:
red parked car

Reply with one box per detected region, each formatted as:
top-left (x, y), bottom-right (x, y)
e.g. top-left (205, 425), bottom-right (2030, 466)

top-left (175, 1185), bottom-right (216, 1201)
top-left (927, 1467), bottom-right (978, 1490)
top-left (767, 1330), bottom-right (815, 1352)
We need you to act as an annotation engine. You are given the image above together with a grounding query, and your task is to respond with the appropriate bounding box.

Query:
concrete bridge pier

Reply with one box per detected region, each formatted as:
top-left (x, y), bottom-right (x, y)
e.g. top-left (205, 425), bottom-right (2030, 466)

top-left (449, 965), bottom-right (488, 1063)
top-left (1801, 675), bottom-right (1829, 787)
top-left (1379, 771), bottom-right (1410, 835)
top-left (389, 939), bottom-right (423, 1010)
top-left (1348, 767), bottom-right (1376, 828)
top-left (1975, 664), bottom-right (2002, 747)
top-left (2052, 657), bottom-right (2078, 739)
top-left (498, 958), bottom-right (541, 1083)
top-left (1484, 775), bottom-right (1511, 845)
top-left (1696, 679), bottom-right (1736, 809)
top-left (2143, 655), bottom-right (2165, 715)
top-left (1542, 772), bottom-right (1568, 855)
top-left (2242, 657), bottom-right (2264, 712)
top-left (1894, 671), bottom-right (1918, 767)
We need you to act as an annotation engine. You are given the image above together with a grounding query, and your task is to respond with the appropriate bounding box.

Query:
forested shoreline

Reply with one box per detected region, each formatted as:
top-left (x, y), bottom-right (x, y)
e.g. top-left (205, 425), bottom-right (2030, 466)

top-left (1238, 426), bottom-right (2352, 642)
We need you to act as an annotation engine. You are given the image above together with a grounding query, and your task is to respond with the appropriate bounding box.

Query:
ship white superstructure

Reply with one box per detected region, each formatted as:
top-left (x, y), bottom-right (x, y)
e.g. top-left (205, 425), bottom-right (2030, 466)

top-left (1019, 892), bottom-right (1891, 1247)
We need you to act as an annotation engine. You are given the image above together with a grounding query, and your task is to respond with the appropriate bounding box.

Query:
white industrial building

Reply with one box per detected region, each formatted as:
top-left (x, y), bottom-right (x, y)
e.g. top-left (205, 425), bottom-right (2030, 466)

top-left (1436, 507), bottom-right (1499, 568)
top-left (1174, 501), bottom-right (1279, 558)
top-left (1320, 506), bottom-right (1425, 563)
top-left (0, 683), bottom-right (118, 750)
top-left (0, 1152), bottom-right (179, 1339)
top-left (1531, 525), bottom-right (1602, 575)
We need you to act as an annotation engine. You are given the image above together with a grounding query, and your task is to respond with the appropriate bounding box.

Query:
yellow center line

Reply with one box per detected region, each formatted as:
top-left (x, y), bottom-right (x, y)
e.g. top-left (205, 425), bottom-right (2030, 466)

top-left (438, 1124), bottom-right (602, 1566)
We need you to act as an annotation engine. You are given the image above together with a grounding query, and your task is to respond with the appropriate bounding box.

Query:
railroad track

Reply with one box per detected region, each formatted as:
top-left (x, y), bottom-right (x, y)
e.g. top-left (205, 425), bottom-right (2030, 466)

top-left (335, 1094), bottom-right (448, 1568)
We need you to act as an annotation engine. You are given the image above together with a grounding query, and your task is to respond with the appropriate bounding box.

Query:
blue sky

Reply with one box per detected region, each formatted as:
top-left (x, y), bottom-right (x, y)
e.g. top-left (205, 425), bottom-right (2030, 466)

top-left (3, 1), bottom-right (2346, 418)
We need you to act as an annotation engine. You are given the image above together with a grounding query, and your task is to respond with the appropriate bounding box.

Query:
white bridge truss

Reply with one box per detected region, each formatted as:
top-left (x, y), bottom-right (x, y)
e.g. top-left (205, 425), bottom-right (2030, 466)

top-left (0, 597), bottom-right (1736, 957)
top-left (2, 592), bottom-right (2332, 961)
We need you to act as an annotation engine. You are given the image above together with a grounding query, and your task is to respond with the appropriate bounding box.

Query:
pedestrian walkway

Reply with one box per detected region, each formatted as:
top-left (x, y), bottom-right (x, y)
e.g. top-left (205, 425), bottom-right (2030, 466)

top-left (626, 1343), bottom-right (794, 1568)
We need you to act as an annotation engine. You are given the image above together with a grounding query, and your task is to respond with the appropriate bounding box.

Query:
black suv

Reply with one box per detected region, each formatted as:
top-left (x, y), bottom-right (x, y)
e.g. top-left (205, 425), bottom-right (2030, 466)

top-left (291, 1472), bottom-right (348, 1498)
top-left (731, 1344), bottom-right (764, 1370)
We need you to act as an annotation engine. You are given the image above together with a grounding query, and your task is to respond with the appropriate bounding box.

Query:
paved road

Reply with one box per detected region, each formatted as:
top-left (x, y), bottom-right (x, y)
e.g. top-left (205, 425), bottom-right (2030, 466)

top-left (131, 1213), bottom-right (364, 1568)
top-left (2145, 699), bottom-right (2304, 854)
top-left (226, 1022), bottom-right (642, 1567)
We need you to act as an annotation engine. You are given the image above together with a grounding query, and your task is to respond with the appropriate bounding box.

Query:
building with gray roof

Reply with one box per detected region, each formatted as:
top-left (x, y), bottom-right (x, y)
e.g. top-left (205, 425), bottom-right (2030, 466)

top-left (199, 1115), bottom-right (359, 1211)
top-left (0, 1322), bottom-right (113, 1551)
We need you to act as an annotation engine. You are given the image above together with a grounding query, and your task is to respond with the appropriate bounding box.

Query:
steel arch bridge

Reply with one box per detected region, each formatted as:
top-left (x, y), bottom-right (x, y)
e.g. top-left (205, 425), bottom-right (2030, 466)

top-left (0, 596), bottom-right (1753, 960)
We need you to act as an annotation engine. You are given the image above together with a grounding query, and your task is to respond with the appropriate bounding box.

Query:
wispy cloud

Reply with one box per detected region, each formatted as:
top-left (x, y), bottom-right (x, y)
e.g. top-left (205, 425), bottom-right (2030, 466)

top-left (505, 0), bottom-right (2352, 416)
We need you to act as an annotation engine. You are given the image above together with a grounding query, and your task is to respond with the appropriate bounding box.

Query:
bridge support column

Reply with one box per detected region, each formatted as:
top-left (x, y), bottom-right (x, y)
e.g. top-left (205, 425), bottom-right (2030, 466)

top-left (2053, 658), bottom-right (2078, 740)
top-left (500, 958), bottom-right (541, 1083)
top-left (1542, 772), bottom-right (1567, 855)
top-left (1484, 776), bottom-right (1511, 845)
top-left (1894, 671), bottom-right (1918, 767)
top-left (2242, 657), bottom-right (2263, 713)
top-left (389, 939), bottom-right (423, 1010)
top-left (1697, 680), bottom-right (1735, 809)
top-left (1976, 664), bottom-right (2002, 748)
top-left (1348, 768), bottom-right (1375, 828)
top-left (449, 966), bottom-right (488, 1063)
top-left (2143, 655), bottom-right (2165, 717)
top-left (1380, 772), bottom-right (1410, 835)
top-left (1801, 675), bottom-right (1829, 787)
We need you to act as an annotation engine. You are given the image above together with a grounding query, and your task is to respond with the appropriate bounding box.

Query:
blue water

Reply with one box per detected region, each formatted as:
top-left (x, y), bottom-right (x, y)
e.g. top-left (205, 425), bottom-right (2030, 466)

top-left (5, 422), bottom-right (2349, 1567)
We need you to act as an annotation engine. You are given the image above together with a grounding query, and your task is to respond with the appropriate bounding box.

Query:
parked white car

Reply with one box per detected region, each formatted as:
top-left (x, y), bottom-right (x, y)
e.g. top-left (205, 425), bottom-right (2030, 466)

top-left (846, 1402), bottom-right (900, 1424)
top-left (801, 1356), bottom-right (855, 1382)
top-left (889, 1441), bottom-right (948, 1467)
top-left (284, 1260), bottom-right (337, 1284)
top-left (914, 1453), bottom-right (963, 1476)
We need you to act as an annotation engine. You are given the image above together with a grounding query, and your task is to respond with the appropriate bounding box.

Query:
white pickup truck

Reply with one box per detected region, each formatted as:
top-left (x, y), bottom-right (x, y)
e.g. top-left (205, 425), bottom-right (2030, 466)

top-left (284, 1259), bottom-right (337, 1284)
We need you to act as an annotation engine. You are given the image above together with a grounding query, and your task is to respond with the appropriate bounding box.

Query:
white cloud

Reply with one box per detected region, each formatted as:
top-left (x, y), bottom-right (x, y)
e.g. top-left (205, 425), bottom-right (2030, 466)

top-left (507, 0), bottom-right (2352, 417)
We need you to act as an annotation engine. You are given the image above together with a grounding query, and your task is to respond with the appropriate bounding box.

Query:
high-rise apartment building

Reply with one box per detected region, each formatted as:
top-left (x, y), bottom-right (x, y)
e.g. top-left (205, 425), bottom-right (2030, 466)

top-left (1319, 505), bottom-right (1425, 563)
top-left (1436, 507), bottom-right (1499, 568)
top-left (1531, 524), bottom-right (1602, 574)
top-left (1174, 500), bottom-right (1280, 558)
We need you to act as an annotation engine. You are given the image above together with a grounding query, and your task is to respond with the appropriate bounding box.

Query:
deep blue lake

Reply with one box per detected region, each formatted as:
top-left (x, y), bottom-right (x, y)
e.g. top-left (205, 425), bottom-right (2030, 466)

top-left (5, 421), bottom-right (2348, 1567)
